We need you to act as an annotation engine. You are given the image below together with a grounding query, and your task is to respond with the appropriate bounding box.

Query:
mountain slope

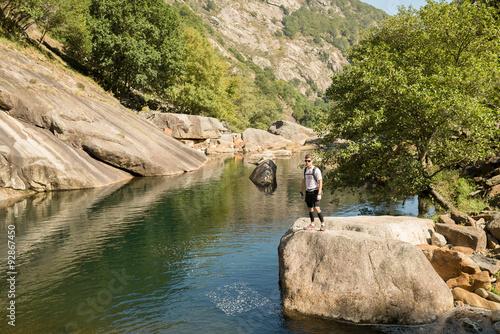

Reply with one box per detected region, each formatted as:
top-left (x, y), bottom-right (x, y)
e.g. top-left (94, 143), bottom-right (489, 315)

top-left (168, 0), bottom-right (387, 96)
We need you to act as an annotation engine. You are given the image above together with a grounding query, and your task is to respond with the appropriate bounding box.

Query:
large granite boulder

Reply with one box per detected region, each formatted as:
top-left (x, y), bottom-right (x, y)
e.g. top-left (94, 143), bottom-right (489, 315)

top-left (278, 228), bottom-right (454, 325)
top-left (242, 128), bottom-right (292, 150)
top-left (293, 215), bottom-right (435, 245)
top-left (267, 120), bottom-right (317, 145)
top-left (140, 111), bottom-right (228, 140)
top-left (0, 43), bottom-right (207, 195)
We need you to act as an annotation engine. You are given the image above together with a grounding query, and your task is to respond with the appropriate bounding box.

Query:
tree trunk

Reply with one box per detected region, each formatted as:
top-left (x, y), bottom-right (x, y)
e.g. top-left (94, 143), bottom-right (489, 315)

top-left (428, 186), bottom-right (455, 212)
top-left (418, 193), bottom-right (431, 217)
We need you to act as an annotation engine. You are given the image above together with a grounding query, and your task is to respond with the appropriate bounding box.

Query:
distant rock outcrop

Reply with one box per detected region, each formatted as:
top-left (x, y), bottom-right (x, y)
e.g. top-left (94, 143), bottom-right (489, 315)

top-left (267, 120), bottom-right (317, 145)
top-left (140, 111), bottom-right (229, 140)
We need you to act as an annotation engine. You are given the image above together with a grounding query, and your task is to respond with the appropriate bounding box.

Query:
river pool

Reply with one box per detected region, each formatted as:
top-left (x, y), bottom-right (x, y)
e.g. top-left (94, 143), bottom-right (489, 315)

top-left (0, 153), bottom-right (420, 333)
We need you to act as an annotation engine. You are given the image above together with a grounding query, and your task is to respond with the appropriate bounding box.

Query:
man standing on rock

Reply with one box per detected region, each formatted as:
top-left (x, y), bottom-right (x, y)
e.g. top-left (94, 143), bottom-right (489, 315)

top-left (301, 154), bottom-right (325, 231)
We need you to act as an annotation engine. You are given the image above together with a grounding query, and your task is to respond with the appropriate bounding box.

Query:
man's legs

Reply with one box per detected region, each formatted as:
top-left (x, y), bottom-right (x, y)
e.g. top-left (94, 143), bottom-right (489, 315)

top-left (304, 206), bottom-right (316, 230)
top-left (315, 206), bottom-right (325, 230)
top-left (308, 207), bottom-right (315, 223)
top-left (304, 193), bottom-right (325, 230)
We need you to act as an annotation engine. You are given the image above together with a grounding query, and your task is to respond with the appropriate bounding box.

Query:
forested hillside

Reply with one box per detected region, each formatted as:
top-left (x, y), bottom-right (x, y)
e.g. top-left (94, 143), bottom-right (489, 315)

top-left (0, 0), bottom-right (386, 131)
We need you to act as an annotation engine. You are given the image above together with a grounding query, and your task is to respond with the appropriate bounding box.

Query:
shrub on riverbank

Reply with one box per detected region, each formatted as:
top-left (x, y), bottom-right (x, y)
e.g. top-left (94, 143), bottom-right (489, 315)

top-left (431, 170), bottom-right (490, 216)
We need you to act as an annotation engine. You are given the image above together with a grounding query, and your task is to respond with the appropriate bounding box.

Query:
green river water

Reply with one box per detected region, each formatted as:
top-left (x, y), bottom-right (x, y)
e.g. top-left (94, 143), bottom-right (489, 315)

top-left (0, 153), bottom-right (420, 333)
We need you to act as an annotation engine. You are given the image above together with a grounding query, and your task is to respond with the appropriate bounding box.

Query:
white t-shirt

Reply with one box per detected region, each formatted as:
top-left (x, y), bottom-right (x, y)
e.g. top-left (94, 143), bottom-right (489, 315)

top-left (303, 166), bottom-right (322, 191)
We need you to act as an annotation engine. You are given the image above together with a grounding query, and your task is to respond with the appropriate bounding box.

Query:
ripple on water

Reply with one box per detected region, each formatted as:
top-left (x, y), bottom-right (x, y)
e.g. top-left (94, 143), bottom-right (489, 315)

top-left (206, 281), bottom-right (278, 316)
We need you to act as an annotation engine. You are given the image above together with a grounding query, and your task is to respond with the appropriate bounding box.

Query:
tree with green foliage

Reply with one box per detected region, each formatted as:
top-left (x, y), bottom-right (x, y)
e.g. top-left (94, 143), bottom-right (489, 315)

top-left (1, 0), bottom-right (43, 33)
top-left (48, 0), bottom-right (91, 56)
top-left (85, 0), bottom-right (184, 95)
top-left (163, 27), bottom-right (239, 123)
top-left (458, 0), bottom-right (500, 9)
top-left (319, 1), bottom-right (500, 212)
top-left (281, 1), bottom-right (386, 51)
top-left (232, 76), bottom-right (282, 131)
top-left (0, 0), bottom-right (87, 43)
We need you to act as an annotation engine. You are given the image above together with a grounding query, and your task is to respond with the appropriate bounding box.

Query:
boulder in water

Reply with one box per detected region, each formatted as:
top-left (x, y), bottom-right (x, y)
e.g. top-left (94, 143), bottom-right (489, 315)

top-left (249, 158), bottom-right (277, 193)
top-left (278, 224), bottom-right (454, 325)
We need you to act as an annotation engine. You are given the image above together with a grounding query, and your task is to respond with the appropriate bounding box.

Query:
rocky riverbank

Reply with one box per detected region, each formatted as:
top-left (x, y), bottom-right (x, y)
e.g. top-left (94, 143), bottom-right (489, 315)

top-left (279, 212), bottom-right (500, 332)
top-left (139, 111), bottom-right (321, 156)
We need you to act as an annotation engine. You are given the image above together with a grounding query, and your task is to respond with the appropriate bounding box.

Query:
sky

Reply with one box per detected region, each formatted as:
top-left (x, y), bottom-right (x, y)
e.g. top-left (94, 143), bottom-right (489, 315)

top-left (361, 0), bottom-right (430, 15)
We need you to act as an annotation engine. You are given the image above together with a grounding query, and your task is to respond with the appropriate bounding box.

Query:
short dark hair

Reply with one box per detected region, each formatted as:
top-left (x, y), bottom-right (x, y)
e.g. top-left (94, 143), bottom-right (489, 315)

top-left (305, 153), bottom-right (313, 160)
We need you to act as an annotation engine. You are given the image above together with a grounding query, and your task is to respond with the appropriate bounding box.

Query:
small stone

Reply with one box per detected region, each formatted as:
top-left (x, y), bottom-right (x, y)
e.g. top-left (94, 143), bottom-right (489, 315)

top-left (452, 287), bottom-right (500, 310)
top-left (488, 234), bottom-right (500, 250)
top-left (476, 288), bottom-right (489, 298)
top-left (451, 246), bottom-right (475, 254)
top-left (439, 214), bottom-right (456, 224)
top-left (431, 232), bottom-right (447, 247)
top-left (451, 210), bottom-right (476, 226)
top-left (491, 310), bottom-right (500, 322)
top-left (469, 254), bottom-right (500, 275)
top-left (460, 318), bottom-right (483, 332)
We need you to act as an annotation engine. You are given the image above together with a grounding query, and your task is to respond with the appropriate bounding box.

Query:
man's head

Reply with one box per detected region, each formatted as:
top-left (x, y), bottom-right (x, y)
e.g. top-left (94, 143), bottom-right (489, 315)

top-left (305, 154), bottom-right (313, 167)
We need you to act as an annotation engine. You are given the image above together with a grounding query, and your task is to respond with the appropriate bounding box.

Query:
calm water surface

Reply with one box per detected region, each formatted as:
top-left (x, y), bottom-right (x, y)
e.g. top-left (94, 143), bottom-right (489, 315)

top-left (0, 154), bottom-right (420, 333)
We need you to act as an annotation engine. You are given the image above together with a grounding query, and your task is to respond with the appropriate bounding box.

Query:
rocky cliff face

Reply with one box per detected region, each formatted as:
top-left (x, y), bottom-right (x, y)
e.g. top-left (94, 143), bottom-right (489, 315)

top-left (168, 0), bottom-right (385, 95)
top-left (0, 41), bottom-right (207, 204)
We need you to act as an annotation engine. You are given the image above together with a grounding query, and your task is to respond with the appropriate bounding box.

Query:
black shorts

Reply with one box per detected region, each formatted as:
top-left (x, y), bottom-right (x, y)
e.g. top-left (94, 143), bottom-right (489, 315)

top-left (305, 190), bottom-right (320, 208)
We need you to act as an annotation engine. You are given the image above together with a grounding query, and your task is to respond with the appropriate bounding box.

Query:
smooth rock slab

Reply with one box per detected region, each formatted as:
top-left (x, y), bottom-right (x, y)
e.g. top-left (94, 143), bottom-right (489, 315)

top-left (292, 215), bottom-right (435, 245)
top-left (278, 229), bottom-right (454, 325)
top-left (0, 45), bottom-right (208, 181)
top-left (0, 113), bottom-right (131, 191)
